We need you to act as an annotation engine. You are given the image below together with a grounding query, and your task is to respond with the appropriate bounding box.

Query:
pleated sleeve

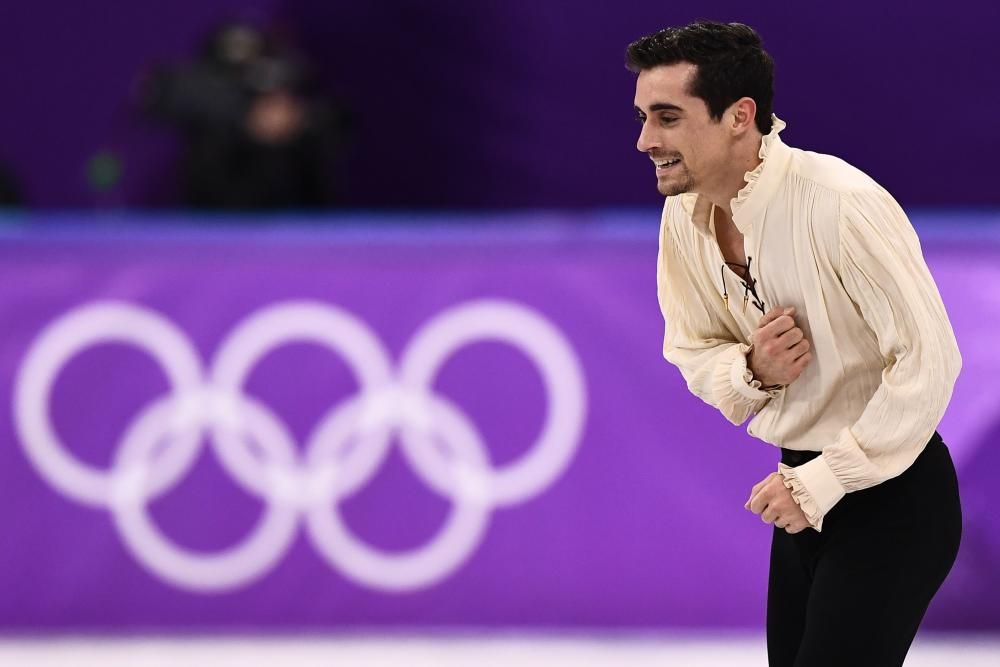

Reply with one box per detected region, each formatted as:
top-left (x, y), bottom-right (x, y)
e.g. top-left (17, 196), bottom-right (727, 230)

top-left (657, 199), bottom-right (781, 426)
top-left (778, 187), bottom-right (961, 530)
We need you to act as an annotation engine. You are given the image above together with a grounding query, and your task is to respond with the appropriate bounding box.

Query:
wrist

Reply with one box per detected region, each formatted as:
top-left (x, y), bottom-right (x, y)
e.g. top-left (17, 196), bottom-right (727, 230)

top-left (746, 344), bottom-right (784, 391)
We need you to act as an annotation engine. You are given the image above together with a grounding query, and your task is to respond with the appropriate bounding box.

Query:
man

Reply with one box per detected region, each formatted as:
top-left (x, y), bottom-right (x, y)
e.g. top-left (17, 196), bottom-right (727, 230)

top-left (628, 21), bottom-right (962, 666)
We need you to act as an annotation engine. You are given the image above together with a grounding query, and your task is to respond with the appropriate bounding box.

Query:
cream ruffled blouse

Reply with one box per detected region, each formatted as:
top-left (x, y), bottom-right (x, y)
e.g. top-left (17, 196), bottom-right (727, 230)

top-left (655, 115), bottom-right (961, 530)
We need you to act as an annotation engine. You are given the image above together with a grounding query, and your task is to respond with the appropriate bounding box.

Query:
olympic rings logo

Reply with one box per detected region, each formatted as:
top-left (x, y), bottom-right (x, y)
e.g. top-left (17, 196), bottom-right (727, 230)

top-left (13, 300), bottom-right (587, 593)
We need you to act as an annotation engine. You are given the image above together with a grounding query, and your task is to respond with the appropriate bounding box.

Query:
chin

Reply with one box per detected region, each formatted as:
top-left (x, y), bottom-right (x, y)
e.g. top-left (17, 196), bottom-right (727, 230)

top-left (657, 181), bottom-right (691, 197)
top-left (656, 171), bottom-right (694, 197)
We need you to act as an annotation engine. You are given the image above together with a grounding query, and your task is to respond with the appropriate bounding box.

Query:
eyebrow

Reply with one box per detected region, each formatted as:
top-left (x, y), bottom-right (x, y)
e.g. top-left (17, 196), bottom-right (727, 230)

top-left (634, 103), bottom-right (684, 114)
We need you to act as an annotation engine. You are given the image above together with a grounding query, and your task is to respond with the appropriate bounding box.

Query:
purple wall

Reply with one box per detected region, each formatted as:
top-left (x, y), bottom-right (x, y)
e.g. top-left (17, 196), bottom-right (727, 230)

top-left (0, 211), bottom-right (998, 632)
top-left (1, 2), bottom-right (998, 209)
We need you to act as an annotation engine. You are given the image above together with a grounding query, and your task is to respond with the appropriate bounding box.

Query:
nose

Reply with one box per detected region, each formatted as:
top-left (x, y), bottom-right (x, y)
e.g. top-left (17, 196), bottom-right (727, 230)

top-left (636, 119), bottom-right (659, 153)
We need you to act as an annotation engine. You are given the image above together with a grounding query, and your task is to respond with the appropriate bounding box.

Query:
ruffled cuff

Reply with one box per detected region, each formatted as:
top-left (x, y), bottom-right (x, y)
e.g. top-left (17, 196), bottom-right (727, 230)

top-left (778, 455), bottom-right (846, 532)
top-left (729, 344), bottom-right (783, 402)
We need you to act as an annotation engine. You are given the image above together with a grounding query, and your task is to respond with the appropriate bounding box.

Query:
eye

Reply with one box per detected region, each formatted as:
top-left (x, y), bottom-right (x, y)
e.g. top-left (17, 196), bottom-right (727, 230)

top-left (659, 116), bottom-right (678, 126)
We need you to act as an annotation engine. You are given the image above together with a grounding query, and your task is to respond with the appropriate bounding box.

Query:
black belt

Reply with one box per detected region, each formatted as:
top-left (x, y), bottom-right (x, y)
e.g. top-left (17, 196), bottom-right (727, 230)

top-left (780, 448), bottom-right (822, 467)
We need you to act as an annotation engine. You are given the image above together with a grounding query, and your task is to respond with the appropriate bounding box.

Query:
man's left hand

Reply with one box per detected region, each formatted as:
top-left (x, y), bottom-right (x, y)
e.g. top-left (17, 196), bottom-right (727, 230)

top-left (745, 472), bottom-right (811, 534)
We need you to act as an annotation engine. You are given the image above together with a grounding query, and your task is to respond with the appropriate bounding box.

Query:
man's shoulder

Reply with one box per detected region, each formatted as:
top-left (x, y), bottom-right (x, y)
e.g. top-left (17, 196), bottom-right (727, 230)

top-left (785, 145), bottom-right (881, 197)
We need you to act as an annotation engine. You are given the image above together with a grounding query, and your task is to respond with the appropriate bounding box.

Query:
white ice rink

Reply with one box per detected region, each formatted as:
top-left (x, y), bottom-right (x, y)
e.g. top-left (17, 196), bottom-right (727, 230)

top-left (1, 634), bottom-right (997, 666)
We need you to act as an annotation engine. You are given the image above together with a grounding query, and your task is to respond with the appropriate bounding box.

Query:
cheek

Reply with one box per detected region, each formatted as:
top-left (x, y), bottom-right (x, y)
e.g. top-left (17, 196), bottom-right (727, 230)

top-left (677, 135), bottom-right (702, 164)
top-left (680, 144), bottom-right (700, 172)
top-left (683, 139), bottom-right (720, 173)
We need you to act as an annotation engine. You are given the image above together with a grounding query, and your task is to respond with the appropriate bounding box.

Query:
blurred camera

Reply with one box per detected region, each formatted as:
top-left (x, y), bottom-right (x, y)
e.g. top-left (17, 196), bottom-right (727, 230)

top-left (137, 21), bottom-right (347, 209)
top-left (140, 22), bottom-right (306, 130)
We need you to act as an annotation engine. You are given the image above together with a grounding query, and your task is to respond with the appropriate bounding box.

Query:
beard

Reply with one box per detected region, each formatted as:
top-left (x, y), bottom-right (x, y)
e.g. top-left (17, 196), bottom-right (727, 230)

top-left (656, 165), bottom-right (694, 197)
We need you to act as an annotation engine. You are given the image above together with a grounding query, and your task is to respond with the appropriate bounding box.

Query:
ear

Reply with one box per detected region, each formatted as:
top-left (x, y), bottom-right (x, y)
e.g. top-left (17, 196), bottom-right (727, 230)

top-left (729, 97), bottom-right (758, 135)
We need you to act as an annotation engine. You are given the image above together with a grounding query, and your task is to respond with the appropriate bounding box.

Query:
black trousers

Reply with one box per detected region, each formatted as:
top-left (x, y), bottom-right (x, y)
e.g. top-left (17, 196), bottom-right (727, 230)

top-left (766, 432), bottom-right (962, 667)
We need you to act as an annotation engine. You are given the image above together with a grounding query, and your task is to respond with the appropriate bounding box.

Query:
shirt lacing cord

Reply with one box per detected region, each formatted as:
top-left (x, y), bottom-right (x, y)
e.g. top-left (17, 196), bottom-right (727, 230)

top-left (720, 255), bottom-right (767, 316)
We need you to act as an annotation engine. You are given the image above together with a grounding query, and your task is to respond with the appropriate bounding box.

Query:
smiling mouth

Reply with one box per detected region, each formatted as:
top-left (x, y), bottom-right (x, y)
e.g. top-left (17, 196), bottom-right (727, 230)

top-left (654, 158), bottom-right (681, 172)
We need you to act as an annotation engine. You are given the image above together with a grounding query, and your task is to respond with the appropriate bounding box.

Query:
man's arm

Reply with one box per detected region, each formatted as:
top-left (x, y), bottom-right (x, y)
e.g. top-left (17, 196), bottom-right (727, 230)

top-left (777, 187), bottom-right (962, 530)
top-left (656, 199), bottom-right (807, 424)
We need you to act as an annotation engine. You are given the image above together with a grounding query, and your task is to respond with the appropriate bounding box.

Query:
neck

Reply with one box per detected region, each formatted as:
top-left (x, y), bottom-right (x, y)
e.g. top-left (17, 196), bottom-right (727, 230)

top-left (700, 134), bottom-right (764, 217)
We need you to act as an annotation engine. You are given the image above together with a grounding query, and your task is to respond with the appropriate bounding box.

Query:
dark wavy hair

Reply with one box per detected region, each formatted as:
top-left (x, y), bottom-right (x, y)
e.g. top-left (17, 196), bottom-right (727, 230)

top-left (626, 21), bottom-right (774, 135)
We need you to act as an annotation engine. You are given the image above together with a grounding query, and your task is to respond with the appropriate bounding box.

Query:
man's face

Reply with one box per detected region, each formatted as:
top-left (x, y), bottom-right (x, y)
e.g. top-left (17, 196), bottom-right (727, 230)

top-left (633, 63), bottom-right (732, 197)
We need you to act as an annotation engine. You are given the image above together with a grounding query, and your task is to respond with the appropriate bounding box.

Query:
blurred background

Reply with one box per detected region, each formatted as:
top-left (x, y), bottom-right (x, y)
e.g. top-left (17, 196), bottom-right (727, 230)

top-left (1, 1), bottom-right (998, 665)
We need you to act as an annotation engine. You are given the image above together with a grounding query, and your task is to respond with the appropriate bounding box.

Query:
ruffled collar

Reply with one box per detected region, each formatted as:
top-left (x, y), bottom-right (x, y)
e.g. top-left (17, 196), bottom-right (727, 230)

top-left (679, 114), bottom-right (790, 236)
top-left (729, 114), bottom-right (787, 232)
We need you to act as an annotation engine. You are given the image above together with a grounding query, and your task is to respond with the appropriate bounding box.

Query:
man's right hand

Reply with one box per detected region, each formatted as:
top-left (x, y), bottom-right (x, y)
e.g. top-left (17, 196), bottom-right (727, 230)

top-left (748, 306), bottom-right (812, 387)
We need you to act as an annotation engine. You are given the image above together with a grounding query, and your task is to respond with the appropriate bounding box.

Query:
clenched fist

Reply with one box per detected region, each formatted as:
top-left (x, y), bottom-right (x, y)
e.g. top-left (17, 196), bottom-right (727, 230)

top-left (748, 306), bottom-right (812, 387)
top-left (745, 472), bottom-right (811, 534)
